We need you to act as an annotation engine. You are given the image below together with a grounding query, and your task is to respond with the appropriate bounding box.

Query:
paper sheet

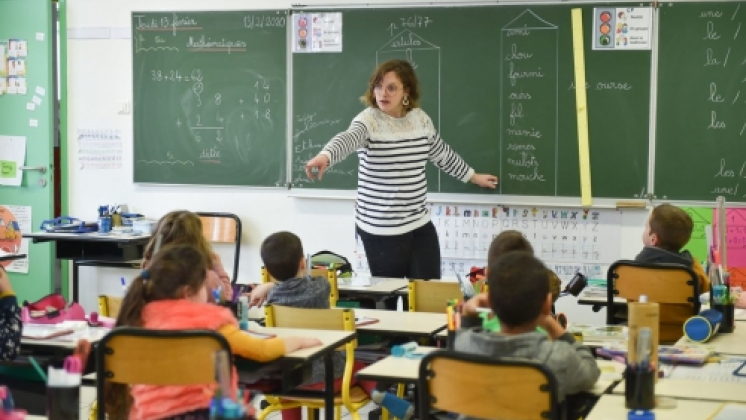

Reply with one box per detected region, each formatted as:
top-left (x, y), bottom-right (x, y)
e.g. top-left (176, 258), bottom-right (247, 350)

top-left (0, 136), bottom-right (26, 186)
top-left (682, 206), bottom-right (713, 264)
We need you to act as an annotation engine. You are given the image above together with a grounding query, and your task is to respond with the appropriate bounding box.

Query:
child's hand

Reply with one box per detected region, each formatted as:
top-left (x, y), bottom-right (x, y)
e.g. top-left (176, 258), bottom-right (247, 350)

top-left (538, 314), bottom-right (565, 339)
top-left (300, 337), bottom-right (323, 348)
top-left (462, 293), bottom-right (489, 316)
top-left (249, 282), bottom-right (276, 307)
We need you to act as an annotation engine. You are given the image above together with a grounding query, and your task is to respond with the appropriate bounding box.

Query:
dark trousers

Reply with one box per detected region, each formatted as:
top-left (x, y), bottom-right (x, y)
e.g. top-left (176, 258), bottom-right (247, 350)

top-left (356, 221), bottom-right (441, 280)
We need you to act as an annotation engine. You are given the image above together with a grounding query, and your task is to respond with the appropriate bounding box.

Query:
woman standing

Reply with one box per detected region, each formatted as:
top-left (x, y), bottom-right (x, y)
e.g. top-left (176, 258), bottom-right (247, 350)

top-left (305, 59), bottom-right (497, 280)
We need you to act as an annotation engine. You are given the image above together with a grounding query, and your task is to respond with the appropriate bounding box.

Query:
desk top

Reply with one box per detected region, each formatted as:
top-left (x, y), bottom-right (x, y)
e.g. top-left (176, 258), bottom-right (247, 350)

top-left (612, 378), bottom-right (746, 403)
top-left (338, 278), bottom-right (408, 295)
top-left (675, 326), bottom-right (746, 356)
top-left (21, 327), bottom-right (110, 349)
top-left (357, 348), bottom-right (623, 396)
top-left (577, 289), bottom-right (626, 306)
top-left (253, 327), bottom-right (355, 360)
top-left (23, 231), bottom-right (151, 243)
top-left (587, 395), bottom-right (723, 420)
top-left (354, 309), bottom-right (446, 337)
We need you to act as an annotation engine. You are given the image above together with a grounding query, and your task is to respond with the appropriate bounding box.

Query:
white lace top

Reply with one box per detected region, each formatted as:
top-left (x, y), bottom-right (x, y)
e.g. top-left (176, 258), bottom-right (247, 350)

top-left (320, 107), bottom-right (474, 235)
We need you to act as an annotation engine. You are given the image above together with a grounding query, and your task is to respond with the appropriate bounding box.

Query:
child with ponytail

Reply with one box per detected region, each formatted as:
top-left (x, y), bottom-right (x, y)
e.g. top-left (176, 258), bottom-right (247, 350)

top-left (106, 244), bottom-right (321, 420)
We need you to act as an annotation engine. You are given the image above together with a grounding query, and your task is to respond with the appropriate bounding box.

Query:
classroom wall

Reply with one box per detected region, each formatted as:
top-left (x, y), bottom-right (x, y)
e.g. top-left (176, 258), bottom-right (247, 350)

top-left (67, 0), bottom-right (649, 324)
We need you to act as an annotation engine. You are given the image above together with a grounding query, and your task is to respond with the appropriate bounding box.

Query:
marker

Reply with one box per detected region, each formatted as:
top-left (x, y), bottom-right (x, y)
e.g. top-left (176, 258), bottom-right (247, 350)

top-left (120, 277), bottom-right (127, 294)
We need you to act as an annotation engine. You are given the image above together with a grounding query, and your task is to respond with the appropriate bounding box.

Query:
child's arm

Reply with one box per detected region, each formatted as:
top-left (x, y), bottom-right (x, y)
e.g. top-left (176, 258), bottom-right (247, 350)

top-left (212, 254), bottom-right (233, 301)
top-left (0, 267), bottom-right (21, 361)
top-left (217, 324), bottom-right (321, 361)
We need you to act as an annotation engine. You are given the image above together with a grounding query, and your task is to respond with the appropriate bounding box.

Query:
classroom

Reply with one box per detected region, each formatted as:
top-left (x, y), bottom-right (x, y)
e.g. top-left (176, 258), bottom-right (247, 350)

top-left (1, 0), bottom-right (746, 419)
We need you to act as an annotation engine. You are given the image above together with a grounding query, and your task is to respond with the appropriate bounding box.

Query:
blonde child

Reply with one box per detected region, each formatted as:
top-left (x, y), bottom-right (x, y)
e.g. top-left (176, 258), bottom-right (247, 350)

top-left (106, 244), bottom-right (321, 420)
top-left (143, 210), bottom-right (233, 302)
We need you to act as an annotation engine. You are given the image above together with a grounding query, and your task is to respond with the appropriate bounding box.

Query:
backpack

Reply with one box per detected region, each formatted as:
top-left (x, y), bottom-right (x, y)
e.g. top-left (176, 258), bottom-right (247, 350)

top-left (311, 250), bottom-right (353, 278)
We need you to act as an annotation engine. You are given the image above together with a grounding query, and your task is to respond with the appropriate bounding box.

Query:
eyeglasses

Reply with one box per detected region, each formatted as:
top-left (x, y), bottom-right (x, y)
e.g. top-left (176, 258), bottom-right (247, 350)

top-left (373, 85), bottom-right (402, 94)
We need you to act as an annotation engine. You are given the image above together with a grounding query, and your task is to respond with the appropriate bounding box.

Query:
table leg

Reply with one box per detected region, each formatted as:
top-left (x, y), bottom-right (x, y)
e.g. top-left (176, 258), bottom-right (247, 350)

top-left (324, 352), bottom-right (334, 420)
top-left (72, 260), bottom-right (80, 303)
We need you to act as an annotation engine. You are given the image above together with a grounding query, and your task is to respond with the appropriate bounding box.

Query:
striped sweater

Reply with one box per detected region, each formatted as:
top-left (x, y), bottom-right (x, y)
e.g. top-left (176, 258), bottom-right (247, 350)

top-left (320, 107), bottom-right (474, 235)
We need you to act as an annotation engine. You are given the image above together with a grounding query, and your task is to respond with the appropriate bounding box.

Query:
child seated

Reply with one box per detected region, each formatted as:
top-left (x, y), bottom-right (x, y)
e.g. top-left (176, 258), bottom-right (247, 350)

top-left (107, 244), bottom-right (321, 420)
top-left (143, 210), bottom-right (234, 302)
top-left (261, 231), bottom-right (413, 420)
top-left (456, 252), bottom-right (600, 407)
top-left (0, 265), bottom-right (21, 361)
top-left (635, 203), bottom-right (710, 342)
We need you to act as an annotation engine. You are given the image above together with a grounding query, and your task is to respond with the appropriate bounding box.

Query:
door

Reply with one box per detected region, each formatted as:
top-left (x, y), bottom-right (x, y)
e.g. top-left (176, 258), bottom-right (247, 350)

top-left (0, 0), bottom-right (56, 302)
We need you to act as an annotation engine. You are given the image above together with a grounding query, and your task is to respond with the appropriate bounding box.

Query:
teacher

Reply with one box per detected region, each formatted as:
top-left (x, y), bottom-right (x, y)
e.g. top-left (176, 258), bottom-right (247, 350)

top-left (305, 59), bottom-right (498, 280)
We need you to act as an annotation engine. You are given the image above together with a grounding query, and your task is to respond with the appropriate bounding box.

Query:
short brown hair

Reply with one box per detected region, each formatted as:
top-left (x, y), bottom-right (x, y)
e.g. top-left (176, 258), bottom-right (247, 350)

top-left (488, 252), bottom-right (549, 328)
top-left (360, 59), bottom-right (420, 112)
top-left (649, 203), bottom-right (693, 252)
top-left (487, 230), bottom-right (533, 266)
top-left (261, 231), bottom-right (304, 281)
top-left (142, 210), bottom-right (214, 269)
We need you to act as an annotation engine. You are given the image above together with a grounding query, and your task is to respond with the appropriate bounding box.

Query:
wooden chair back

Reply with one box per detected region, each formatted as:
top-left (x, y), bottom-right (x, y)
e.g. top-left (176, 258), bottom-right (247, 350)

top-left (408, 280), bottom-right (463, 313)
top-left (264, 305), bottom-right (351, 331)
top-left (196, 212), bottom-right (241, 283)
top-left (96, 328), bottom-right (230, 420)
top-left (311, 267), bottom-right (339, 307)
top-left (419, 351), bottom-right (560, 420)
top-left (607, 260), bottom-right (699, 324)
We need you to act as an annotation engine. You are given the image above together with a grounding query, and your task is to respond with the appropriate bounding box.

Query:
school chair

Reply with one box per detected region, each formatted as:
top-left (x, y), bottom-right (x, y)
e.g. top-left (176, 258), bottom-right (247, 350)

top-left (407, 280), bottom-right (463, 313)
top-left (97, 295), bottom-right (122, 318)
top-left (606, 260), bottom-right (700, 325)
top-left (94, 327), bottom-right (231, 420)
top-left (418, 351), bottom-right (561, 420)
top-left (259, 267), bottom-right (339, 307)
top-left (259, 305), bottom-right (369, 420)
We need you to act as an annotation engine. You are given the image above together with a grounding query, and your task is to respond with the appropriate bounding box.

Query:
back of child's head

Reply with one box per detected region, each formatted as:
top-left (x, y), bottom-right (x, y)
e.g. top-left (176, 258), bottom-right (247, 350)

top-left (487, 251), bottom-right (550, 328)
top-left (117, 244), bottom-right (211, 328)
top-left (142, 210), bottom-right (213, 267)
top-left (487, 230), bottom-right (533, 266)
top-left (261, 231), bottom-right (303, 281)
top-left (108, 244), bottom-right (210, 419)
top-left (649, 203), bottom-right (693, 253)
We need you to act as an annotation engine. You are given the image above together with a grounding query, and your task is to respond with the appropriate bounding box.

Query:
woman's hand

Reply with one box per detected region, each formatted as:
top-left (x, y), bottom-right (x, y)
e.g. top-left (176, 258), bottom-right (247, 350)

top-left (470, 173), bottom-right (498, 189)
top-left (305, 154), bottom-right (330, 180)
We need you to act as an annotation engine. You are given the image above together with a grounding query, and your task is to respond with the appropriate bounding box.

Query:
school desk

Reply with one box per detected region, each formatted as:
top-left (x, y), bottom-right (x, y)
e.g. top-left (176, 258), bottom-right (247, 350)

top-left (675, 325), bottom-right (746, 356)
top-left (23, 231), bottom-right (151, 302)
top-left (357, 349), bottom-right (623, 397)
top-left (612, 378), bottom-right (746, 403)
top-left (586, 395), bottom-right (722, 420)
top-left (353, 308), bottom-right (447, 338)
top-left (21, 326), bottom-right (110, 350)
top-left (337, 278), bottom-right (408, 298)
top-left (247, 327), bottom-right (357, 420)
top-left (577, 288), bottom-right (627, 312)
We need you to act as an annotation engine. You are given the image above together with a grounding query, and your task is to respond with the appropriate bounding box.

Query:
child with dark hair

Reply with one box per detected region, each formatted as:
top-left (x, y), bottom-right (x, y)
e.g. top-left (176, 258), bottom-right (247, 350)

top-left (261, 231), bottom-right (414, 420)
top-left (107, 244), bottom-right (321, 420)
top-left (456, 252), bottom-right (599, 414)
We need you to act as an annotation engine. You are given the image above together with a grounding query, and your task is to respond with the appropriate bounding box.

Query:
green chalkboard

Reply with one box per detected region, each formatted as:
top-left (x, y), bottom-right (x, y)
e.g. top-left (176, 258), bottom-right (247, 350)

top-left (655, 2), bottom-right (746, 202)
top-left (132, 11), bottom-right (287, 186)
top-left (291, 5), bottom-right (651, 198)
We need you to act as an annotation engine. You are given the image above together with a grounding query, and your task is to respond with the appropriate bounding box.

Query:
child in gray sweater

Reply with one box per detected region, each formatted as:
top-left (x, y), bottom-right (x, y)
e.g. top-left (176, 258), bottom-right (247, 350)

top-left (261, 231), bottom-right (413, 420)
top-left (455, 251), bottom-right (600, 418)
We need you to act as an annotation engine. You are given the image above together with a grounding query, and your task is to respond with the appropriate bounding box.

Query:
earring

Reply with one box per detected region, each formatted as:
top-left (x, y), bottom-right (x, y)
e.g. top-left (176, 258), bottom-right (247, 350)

top-left (402, 96), bottom-right (410, 106)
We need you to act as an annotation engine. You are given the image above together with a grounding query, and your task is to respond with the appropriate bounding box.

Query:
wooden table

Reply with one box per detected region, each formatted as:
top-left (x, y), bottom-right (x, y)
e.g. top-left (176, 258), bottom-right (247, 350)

top-left (23, 231), bottom-right (151, 302)
top-left (675, 325), bottom-right (746, 356)
top-left (337, 278), bottom-right (408, 297)
top-left (248, 327), bottom-right (357, 420)
top-left (356, 347), bottom-right (624, 396)
top-left (353, 309), bottom-right (447, 337)
top-left (587, 395), bottom-right (723, 420)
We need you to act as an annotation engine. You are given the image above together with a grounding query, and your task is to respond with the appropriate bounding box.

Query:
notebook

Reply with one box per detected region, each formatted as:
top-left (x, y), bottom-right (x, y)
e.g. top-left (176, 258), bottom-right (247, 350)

top-left (22, 325), bottom-right (75, 340)
top-left (708, 403), bottom-right (746, 420)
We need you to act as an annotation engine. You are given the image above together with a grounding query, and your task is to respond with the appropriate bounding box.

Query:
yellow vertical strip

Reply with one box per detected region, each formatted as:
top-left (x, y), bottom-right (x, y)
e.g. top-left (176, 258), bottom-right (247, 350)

top-left (571, 9), bottom-right (593, 207)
